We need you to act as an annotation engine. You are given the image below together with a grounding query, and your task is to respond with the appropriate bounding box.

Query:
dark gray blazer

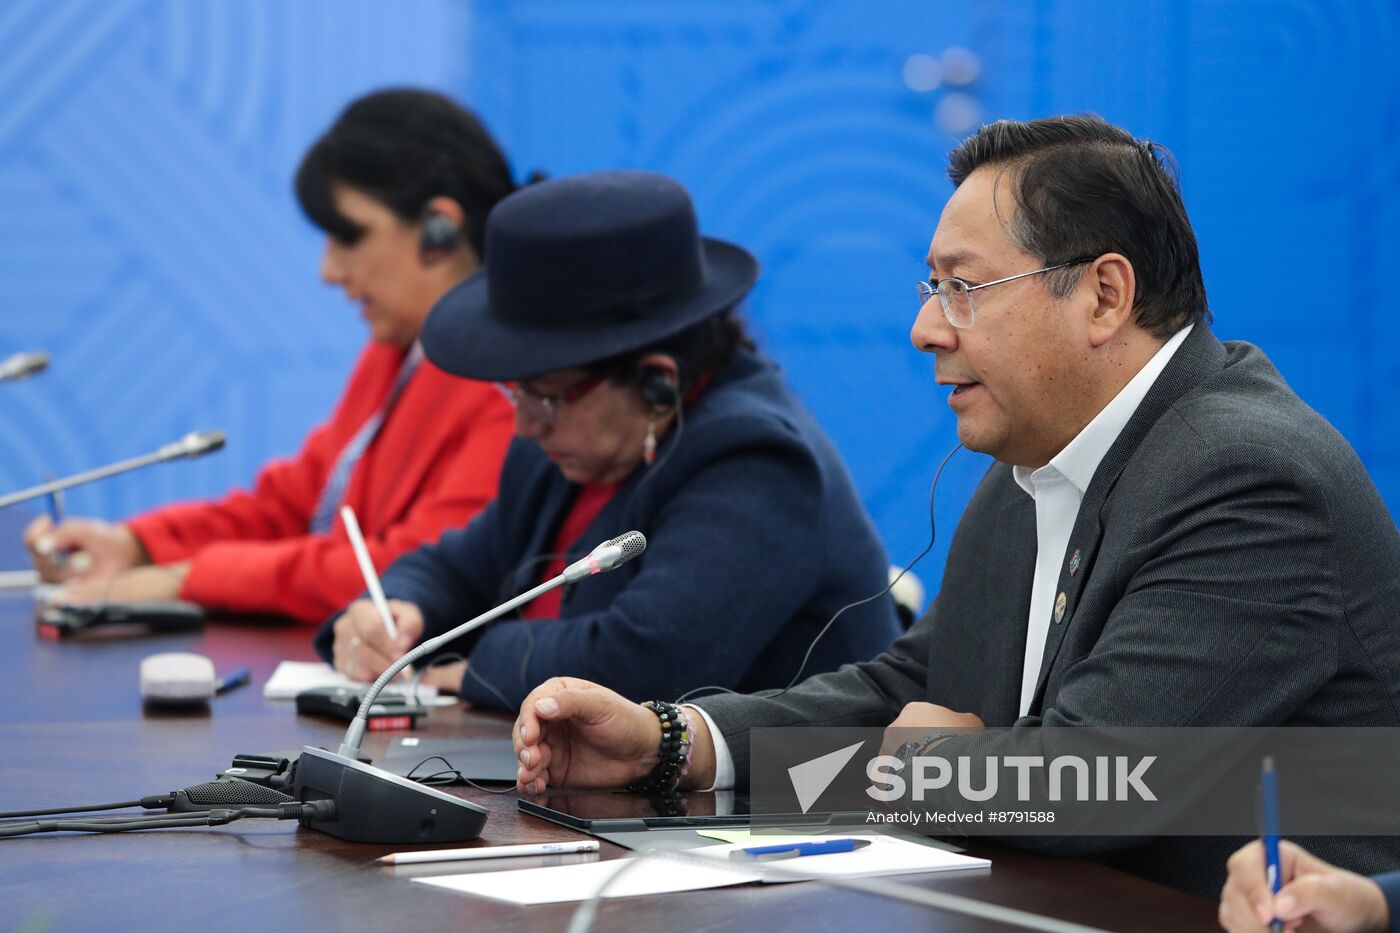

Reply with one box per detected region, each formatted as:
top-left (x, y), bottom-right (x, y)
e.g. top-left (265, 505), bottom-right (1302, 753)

top-left (698, 325), bottom-right (1400, 897)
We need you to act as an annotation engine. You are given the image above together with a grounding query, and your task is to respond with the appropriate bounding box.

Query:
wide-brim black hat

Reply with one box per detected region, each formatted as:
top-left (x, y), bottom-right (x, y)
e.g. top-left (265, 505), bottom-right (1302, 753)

top-left (421, 169), bottom-right (759, 382)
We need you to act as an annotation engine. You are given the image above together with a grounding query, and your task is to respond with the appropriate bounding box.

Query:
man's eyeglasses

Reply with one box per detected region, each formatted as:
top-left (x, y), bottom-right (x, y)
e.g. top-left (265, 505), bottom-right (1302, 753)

top-left (916, 257), bottom-right (1096, 329)
top-left (505, 371), bottom-right (607, 426)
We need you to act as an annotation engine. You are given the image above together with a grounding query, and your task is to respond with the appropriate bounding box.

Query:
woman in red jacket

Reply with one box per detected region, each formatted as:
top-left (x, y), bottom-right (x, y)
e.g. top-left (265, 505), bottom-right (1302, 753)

top-left (22, 89), bottom-right (517, 623)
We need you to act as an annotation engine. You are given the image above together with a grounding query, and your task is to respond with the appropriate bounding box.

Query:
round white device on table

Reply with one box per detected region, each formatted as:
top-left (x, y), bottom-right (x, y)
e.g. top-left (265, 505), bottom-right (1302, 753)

top-left (140, 652), bottom-right (217, 705)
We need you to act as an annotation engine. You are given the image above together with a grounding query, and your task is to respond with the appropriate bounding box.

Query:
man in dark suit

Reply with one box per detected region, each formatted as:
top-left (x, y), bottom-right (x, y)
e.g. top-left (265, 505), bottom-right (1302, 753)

top-left (509, 115), bottom-right (1400, 898)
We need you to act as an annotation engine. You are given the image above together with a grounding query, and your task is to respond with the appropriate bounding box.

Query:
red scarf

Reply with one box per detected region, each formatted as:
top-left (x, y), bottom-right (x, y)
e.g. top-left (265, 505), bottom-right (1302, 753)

top-left (521, 482), bottom-right (619, 619)
top-left (520, 371), bottom-right (713, 619)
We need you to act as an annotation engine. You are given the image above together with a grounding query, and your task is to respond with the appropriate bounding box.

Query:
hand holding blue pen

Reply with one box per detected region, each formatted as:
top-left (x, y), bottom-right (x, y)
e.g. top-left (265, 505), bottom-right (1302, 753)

top-left (1222, 836), bottom-right (1393, 933)
top-left (729, 838), bottom-right (872, 861)
top-left (44, 489), bottom-right (69, 570)
top-left (1261, 756), bottom-right (1283, 933)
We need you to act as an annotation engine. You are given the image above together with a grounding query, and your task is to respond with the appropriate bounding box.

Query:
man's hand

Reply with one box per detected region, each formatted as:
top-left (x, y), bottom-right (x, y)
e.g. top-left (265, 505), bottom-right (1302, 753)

top-left (330, 598), bottom-right (424, 682)
top-left (1219, 839), bottom-right (1390, 933)
top-left (24, 517), bottom-right (146, 583)
top-left (514, 677), bottom-right (685, 795)
top-left (879, 702), bottom-right (985, 758)
top-left (61, 562), bottom-right (189, 604)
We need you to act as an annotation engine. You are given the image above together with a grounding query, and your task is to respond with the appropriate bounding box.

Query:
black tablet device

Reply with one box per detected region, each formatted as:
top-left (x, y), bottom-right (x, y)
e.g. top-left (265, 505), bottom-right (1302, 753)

top-left (294, 686), bottom-right (428, 730)
top-left (376, 737), bottom-right (519, 783)
top-left (37, 601), bottom-right (205, 640)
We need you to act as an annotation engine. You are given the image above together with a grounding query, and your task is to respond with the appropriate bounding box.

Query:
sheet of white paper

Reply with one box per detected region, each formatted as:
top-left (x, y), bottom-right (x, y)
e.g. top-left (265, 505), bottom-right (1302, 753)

top-left (412, 853), bottom-right (749, 905)
top-left (262, 660), bottom-right (443, 701)
top-left (412, 836), bottom-right (989, 905)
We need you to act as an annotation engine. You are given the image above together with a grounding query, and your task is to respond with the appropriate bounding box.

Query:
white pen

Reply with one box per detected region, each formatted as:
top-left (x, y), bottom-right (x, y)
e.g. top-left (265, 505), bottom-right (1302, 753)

top-left (340, 505), bottom-right (399, 640)
top-left (377, 840), bottom-right (600, 865)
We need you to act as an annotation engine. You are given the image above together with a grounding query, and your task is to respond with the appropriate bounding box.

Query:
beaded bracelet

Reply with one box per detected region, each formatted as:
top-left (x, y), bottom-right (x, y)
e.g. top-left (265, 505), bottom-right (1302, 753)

top-left (626, 700), bottom-right (694, 795)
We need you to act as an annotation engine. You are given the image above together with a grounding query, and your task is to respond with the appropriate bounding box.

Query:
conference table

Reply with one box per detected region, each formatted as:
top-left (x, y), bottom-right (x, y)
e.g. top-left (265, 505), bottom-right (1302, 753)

top-left (0, 594), bottom-right (1217, 931)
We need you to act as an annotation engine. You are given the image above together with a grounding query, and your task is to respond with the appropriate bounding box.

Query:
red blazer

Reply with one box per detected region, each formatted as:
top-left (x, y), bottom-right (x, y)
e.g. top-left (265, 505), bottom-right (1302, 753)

top-left (128, 341), bottom-right (514, 622)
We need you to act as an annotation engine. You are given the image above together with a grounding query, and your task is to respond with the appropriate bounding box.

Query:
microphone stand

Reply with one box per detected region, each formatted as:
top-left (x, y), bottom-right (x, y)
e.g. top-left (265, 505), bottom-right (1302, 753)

top-left (0, 432), bottom-right (226, 510)
top-left (291, 532), bottom-right (646, 845)
top-left (339, 565), bottom-right (598, 757)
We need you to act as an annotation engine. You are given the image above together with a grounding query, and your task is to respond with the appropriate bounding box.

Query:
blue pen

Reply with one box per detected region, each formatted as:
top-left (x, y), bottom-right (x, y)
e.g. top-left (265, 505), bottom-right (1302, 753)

top-left (729, 838), bottom-right (871, 861)
top-left (44, 488), bottom-right (68, 569)
top-left (1261, 756), bottom-right (1283, 933)
top-left (215, 667), bottom-right (251, 695)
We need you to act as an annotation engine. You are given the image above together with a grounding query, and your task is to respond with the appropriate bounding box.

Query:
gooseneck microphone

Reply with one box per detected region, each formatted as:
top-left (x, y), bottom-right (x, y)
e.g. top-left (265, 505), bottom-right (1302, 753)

top-left (339, 530), bottom-right (646, 758)
top-left (291, 531), bottom-right (647, 845)
top-left (0, 431), bottom-right (227, 510)
top-left (0, 351), bottom-right (49, 383)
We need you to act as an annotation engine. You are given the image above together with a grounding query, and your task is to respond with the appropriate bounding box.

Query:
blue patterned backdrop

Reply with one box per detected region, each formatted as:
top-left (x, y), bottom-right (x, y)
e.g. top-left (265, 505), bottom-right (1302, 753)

top-left (2, 1), bottom-right (1397, 599)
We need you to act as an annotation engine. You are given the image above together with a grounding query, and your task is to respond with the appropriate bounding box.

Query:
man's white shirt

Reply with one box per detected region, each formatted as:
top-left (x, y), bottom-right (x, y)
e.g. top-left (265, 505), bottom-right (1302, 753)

top-left (692, 324), bottom-right (1194, 791)
top-left (1011, 324), bottom-right (1191, 715)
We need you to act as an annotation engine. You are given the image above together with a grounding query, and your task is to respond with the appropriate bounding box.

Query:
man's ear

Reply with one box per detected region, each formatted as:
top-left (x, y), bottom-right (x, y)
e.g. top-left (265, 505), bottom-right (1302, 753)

top-left (1084, 253), bottom-right (1137, 348)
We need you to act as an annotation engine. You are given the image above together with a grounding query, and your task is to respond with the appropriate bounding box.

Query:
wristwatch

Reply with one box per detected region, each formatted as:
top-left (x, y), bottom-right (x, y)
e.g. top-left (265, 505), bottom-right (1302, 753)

top-left (894, 732), bottom-right (958, 767)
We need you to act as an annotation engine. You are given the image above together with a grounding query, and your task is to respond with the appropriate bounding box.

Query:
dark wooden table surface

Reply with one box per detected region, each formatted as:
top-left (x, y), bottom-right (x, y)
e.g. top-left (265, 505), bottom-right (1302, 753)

top-left (0, 592), bottom-right (1218, 931)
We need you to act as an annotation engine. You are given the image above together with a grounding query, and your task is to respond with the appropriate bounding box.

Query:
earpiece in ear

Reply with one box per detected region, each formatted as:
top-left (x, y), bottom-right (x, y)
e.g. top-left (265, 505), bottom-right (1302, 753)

top-left (638, 368), bottom-right (680, 410)
top-left (420, 210), bottom-right (462, 255)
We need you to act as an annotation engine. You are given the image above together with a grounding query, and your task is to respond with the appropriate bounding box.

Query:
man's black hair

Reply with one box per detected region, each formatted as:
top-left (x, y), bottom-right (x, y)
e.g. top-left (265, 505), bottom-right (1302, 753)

top-left (948, 115), bottom-right (1210, 338)
top-left (295, 88), bottom-right (515, 257)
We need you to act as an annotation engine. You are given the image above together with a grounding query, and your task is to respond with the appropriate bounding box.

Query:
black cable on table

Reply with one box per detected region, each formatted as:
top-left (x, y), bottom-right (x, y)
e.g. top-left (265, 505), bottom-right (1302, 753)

top-left (0, 801), bottom-right (335, 838)
top-left (0, 795), bottom-right (174, 819)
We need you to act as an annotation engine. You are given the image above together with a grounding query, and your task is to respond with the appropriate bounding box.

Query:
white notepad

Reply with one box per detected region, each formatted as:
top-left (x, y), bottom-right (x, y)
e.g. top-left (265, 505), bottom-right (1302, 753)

top-left (415, 856), bottom-right (743, 905)
top-left (262, 660), bottom-right (441, 701)
top-left (412, 835), bottom-right (988, 906)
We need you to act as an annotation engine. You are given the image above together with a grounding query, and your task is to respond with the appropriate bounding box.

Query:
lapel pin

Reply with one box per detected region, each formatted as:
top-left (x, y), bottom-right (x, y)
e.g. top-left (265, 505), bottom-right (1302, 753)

top-left (1069, 549), bottom-right (1081, 576)
top-left (1054, 591), bottom-right (1067, 624)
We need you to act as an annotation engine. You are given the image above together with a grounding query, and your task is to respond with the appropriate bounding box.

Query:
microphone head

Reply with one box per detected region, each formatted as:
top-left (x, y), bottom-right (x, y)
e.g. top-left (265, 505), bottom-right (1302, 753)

top-left (191, 430), bottom-right (227, 456)
top-left (0, 351), bottom-right (49, 382)
top-left (561, 531), bottom-right (647, 582)
top-left (160, 430), bottom-right (227, 460)
top-left (604, 530), bottom-right (647, 569)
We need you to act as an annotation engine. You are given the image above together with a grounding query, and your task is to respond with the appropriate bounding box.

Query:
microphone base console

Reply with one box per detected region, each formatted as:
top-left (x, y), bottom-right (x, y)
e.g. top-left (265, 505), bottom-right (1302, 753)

top-left (292, 746), bottom-right (488, 843)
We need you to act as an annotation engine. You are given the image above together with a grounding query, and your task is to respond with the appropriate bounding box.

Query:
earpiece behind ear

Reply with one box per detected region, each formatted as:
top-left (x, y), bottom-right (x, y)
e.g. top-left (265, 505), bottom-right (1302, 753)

top-left (638, 368), bottom-right (680, 410)
top-left (420, 210), bottom-right (462, 255)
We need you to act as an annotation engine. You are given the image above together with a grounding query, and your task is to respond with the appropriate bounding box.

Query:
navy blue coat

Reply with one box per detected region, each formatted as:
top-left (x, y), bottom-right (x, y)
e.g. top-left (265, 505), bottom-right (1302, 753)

top-left (315, 349), bottom-right (900, 709)
top-left (1377, 872), bottom-right (1400, 931)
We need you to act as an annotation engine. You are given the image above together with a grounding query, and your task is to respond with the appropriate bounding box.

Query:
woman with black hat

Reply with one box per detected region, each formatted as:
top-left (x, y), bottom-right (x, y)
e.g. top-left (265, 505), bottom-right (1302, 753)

top-left (315, 169), bottom-right (901, 709)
